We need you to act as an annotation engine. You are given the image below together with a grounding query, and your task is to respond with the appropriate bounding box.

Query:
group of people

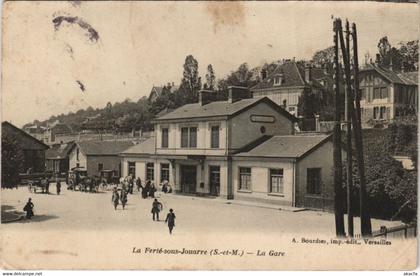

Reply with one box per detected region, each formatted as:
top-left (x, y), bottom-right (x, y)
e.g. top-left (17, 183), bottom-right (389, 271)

top-left (124, 174), bottom-right (173, 199)
top-left (112, 186), bottom-right (128, 210)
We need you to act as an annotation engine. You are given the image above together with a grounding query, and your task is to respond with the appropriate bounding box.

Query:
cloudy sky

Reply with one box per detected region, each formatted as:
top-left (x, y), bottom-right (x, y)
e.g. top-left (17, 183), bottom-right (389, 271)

top-left (2, 1), bottom-right (418, 127)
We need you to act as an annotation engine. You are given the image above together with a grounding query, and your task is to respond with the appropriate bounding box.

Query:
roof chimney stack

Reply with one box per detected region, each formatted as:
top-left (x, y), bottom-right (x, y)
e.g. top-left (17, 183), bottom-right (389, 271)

top-left (375, 54), bottom-right (381, 66)
top-left (304, 63), bottom-right (312, 83)
top-left (199, 90), bottom-right (217, 106)
top-left (261, 68), bottom-right (267, 80)
top-left (228, 86), bottom-right (251, 103)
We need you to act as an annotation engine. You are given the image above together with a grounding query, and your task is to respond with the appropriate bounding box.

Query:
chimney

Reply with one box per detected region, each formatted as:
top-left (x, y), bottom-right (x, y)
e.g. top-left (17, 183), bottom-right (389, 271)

top-left (304, 63), bottom-right (312, 83)
top-left (401, 62), bottom-right (405, 73)
top-left (389, 57), bottom-right (393, 71)
top-left (228, 86), bottom-right (251, 103)
top-left (375, 54), bottom-right (381, 66)
top-left (261, 68), bottom-right (267, 80)
top-left (199, 90), bottom-right (217, 106)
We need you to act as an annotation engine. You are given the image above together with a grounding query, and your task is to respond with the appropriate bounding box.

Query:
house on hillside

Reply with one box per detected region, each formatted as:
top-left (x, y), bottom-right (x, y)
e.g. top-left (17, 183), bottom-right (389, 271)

top-left (120, 87), bottom-right (336, 210)
top-left (68, 140), bottom-right (134, 177)
top-left (148, 83), bottom-right (179, 103)
top-left (251, 60), bottom-right (332, 116)
top-left (2, 121), bottom-right (49, 173)
top-left (43, 120), bottom-right (73, 145)
top-left (359, 63), bottom-right (418, 127)
top-left (45, 142), bottom-right (74, 175)
top-left (23, 124), bottom-right (46, 141)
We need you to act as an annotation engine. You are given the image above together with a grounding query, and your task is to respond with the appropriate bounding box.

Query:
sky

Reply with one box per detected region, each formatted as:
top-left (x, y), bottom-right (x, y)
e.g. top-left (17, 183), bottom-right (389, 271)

top-left (2, 1), bottom-right (419, 127)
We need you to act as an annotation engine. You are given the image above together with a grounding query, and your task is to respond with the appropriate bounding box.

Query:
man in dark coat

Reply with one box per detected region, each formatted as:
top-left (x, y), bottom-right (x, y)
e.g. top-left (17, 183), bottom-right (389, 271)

top-left (23, 198), bottom-right (34, 219)
top-left (151, 199), bottom-right (163, 221)
top-left (165, 208), bottom-right (176, 234)
top-left (120, 188), bottom-right (128, 210)
top-left (56, 175), bottom-right (61, 195)
top-left (112, 188), bottom-right (120, 210)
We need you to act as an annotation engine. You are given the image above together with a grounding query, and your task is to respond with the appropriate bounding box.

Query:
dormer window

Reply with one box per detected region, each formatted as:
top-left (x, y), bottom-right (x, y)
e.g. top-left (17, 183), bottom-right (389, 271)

top-left (273, 74), bottom-right (283, 86)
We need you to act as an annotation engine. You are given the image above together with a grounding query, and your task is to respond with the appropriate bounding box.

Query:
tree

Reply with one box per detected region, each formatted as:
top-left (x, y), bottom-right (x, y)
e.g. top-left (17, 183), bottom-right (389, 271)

top-left (375, 36), bottom-right (419, 72)
top-left (205, 64), bottom-right (216, 90)
top-left (2, 133), bottom-right (24, 188)
top-left (179, 55), bottom-right (202, 104)
top-left (312, 46), bottom-right (334, 66)
top-left (398, 40), bottom-right (419, 71)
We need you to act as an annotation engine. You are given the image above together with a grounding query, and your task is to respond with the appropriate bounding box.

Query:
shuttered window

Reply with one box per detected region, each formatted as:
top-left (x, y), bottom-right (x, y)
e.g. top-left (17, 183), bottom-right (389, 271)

top-left (181, 127), bottom-right (189, 148)
top-left (211, 125), bottom-right (220, 148)
top-left (161, 128), bottom-right (169, 148)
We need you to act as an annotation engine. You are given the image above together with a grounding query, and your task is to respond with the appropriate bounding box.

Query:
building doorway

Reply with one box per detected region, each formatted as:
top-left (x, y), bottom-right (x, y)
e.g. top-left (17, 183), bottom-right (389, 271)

top-left (209, 166), bottom-right (220, 196)
top-left (180, 165), bottom-right (197, 194)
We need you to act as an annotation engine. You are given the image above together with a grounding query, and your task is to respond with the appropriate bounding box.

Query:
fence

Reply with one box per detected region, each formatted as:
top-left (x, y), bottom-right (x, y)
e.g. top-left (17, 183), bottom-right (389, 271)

top-left (354, 224), bottom-right (417, 239)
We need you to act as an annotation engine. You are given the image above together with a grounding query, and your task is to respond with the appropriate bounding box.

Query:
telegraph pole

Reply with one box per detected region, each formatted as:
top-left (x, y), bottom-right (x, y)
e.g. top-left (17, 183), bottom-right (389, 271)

top-left (351, 23), bottom-right (372, 237)
top-left (344, 19), bottom-right (354, 237)
top-left (333, 19), bottom-right (346, 237)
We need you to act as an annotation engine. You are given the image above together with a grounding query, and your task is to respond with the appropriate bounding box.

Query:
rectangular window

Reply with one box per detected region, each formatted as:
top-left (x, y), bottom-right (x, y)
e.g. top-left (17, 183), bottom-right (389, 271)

top-left (161, 128), bottom-right (169, 148)
top-left (181, 127), bottom-right (189, 148)
top-left (361, 88), bottom-right (367, 100)
top-left (380, 87), bottom-right (388, 99)
top-left (307, 168), bottom-right (322, 195)
top-left (373, 88), bottom-right (380, 99)
top-left (98, 163), bottom-right (103, 172)
top-left (211, 125), bottom-right (220, 148)
top-left (181, 126), bottom-right (197, 148)
top-left (76, 148), bottom-right (80, 161)
top-left (380, 106), bottom-right (386, 119)
top-left (239, 167), bottom-right (252, 191)
top-left (270, 169), bottom-right (284, 194)
top-left (160, 163), bottom-right (170, 183)
top-left (189, 127), bottom-right (197, 148)
top-left (128, 162), bottom-right (136, 178)
top-left (373, 107), bottom-right (379, 119)
top-left (146, 162), bottom-right (154, 181)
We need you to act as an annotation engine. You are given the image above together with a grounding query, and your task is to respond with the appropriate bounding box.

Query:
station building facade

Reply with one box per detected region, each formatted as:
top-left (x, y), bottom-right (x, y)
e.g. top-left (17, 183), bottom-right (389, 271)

top-left (120, 87), bottom-right (335, 210)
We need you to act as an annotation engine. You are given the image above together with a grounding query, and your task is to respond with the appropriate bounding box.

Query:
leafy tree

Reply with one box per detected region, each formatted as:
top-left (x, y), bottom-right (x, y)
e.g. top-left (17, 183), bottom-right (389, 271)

top-left (178, 55), bottom-right (202, 104)
top-left (376, 36), bottom-right (418, 72)
top-left (205, 64), bottom-right (216, 90)
top-left (2, 132), bottom-right (24, 188)
top-left (312, 46), bottom-right (334, 66)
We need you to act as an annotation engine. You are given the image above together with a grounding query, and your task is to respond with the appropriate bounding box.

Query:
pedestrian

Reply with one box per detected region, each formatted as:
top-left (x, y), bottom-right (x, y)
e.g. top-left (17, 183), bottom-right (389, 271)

top-left (135, 177), bottom-right (142, 192)
top-left (112, 188), bottom-right (120, 210)
top-left (56, 174), bottom-right (61, 195)
top-left (165, 208), bottom-right (176, 234)
top-left (149, 181), bottom-right (156, 198)
top-left (143, 180), bottom-right (151, 199)
top-left (120, 188), bottom-right (128, 210)
top-left (23, 198), bottom-right (34, 219)
top-left (45, 176), bottom-right (50, 194)
top-left (162, 180), bottom-right (168, 193)
top-left (151, 198), bottom-right (163, 221)
top-left (128, 176), bottom-right (134, 195)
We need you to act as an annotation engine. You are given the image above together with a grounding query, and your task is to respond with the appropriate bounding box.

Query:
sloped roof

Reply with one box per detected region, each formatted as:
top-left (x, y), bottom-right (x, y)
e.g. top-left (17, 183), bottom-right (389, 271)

top-left (120, 137), bottom-right (155, 155)
top-left (76, 140), bottom-right (135, 156)
top-left (2, 121), bottom-right (49, 149)
top-left (398, 71), bottom-right (418, 85)
top-left (46, 142), bottom-right (74, 159)
top-left (154, 97), bottom-right (297, 122)
top-left (251, 61), bottom-right (306, 90)
top-left (234, 134), bottom-right (332, 159)
top-left (360, 64), bottom-right (417, 85)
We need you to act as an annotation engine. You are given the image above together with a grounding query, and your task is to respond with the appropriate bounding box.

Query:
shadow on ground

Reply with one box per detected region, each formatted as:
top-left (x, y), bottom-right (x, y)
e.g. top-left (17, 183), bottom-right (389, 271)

top-left (2, 204), bottom-right (59, 223)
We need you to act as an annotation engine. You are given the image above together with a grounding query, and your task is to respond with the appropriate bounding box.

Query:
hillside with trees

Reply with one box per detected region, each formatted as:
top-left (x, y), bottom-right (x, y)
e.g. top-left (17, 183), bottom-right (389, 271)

top-left (24, 38), bottom-right (418, 134)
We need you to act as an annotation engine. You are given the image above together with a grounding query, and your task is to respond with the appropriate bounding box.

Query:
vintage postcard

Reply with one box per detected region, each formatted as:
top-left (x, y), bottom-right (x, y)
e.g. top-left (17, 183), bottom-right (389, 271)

top-left (1, 0), bottom-right (418, 270)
